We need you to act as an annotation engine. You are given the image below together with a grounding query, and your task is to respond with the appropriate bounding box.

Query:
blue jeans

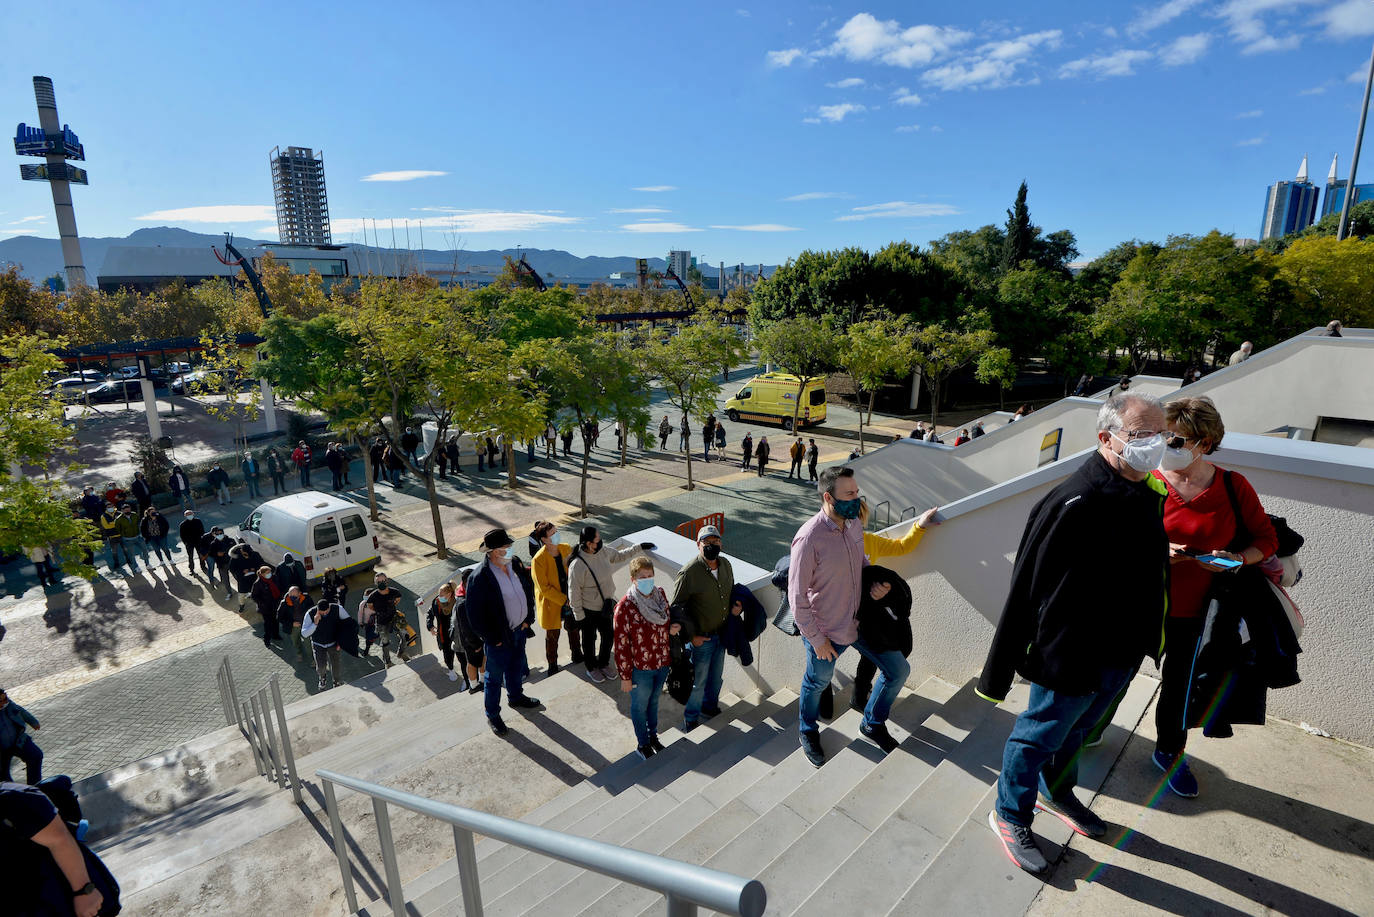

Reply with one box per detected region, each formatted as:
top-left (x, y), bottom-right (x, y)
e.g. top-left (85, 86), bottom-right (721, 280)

top-left (299, 466), bottom-right (311, 487)
top-left (995, 666), bottom-right (1135, 826)
top-left (630, 666), bottom-right (670, 747)
top-left (246, 476), bottom-right (261, 497)
top-left (147, 534), bottom-right (173, 564)
top-left (106, 537), bottom-right (132, 570)
top-left (127, 535), bottom-right (150, 565)
top-left (684, 634), bottom-right (726, 726)
top-left (799, 636), bottom-right (909, 735)
top-left (484, 627), bottom-right (531, 719)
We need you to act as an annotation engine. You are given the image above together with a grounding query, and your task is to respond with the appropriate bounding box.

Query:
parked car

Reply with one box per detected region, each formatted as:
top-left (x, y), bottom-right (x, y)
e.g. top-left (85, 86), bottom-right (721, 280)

top-left (170, 370), bottom-right (217, 395)
top-left (47, 377), bottom-right (103, 400)
top-left (87, 379), bottom-right (146, 403)
top-left (240, 493), bottom-right (381, 583)
top-left (112, 365), bottom-right (142, 380)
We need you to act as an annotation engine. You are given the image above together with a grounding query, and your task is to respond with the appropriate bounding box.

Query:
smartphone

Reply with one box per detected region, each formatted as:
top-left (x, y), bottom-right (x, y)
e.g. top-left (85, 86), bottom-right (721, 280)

top-left (1185, 551), bottom-right (1242, 571)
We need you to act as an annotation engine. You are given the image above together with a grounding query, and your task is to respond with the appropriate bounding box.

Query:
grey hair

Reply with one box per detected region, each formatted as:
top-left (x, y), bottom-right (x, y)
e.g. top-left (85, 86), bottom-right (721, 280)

top-left (1097, 393), bottom-right (1162, 433)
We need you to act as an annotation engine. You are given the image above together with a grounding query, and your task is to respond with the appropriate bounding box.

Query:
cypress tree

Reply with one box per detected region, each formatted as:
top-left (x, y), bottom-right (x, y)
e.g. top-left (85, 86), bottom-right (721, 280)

top-left (1002, 181), bottom-right (1032, 273)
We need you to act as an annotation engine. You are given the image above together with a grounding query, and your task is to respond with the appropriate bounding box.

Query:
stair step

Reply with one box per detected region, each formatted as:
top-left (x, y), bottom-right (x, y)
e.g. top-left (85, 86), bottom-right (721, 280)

top-left (369, 693), bottom-right (768, 916)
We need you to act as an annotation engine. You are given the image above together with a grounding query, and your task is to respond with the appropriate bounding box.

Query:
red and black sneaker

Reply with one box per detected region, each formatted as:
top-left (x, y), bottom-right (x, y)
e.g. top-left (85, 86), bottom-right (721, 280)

top-left (988, 810), bottom-right (1049, 876)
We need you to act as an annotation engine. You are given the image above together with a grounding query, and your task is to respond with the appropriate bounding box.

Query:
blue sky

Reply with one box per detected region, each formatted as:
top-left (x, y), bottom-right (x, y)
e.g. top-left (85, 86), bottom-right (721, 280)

top-left (3, 0), bottom-right (1373, 265)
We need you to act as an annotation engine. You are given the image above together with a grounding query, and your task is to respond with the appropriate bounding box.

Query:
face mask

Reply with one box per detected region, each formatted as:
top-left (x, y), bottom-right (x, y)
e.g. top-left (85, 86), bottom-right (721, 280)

top-left (1159, 444), bottom-right (1197, 472)
top-left (1110, 432), bottom-right (1166, 473)
top-left (832, 497), bottom-right (863, 520)
top-left (549, 532), bottom-right (560, 545)
top-left (635, 577), bottom-right (655, 596)
top-left (438, 595), bottom-right (452, 604)
top-left (701, 543), bottom-right (721, 561)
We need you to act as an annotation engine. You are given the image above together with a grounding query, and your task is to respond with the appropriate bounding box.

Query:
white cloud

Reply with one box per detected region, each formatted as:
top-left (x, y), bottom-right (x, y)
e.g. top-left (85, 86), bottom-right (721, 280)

top-left (1319, 0), bottom-right (1374, 38)
top-left (620, 221), bottom-right (702, 233)
top-left (837, 201), bottom-right (960, 221)
top-left (709, 224), bottom-right (802, 231)
top-left (826, 13), bottom-right (972, 67)
top-left (892, 87), bottom-right (923, 106)
top-left (1241, 33), bottom-right (1301, 53)
top-left (632, 185), bottom-right (677, 192)
top-left (930, 125), bottom-right (944, 132)
top-left (1236, 136), bottom-right (1266, 146)
top-left (607, 207), bottom-right (670, 214)
top-left (1217, 0), bottom-right (1321, 54)
top-left (6, 215), bottom-right (46, 225)
top-left (919, 29), bottom-right (1061, 90)
top-left (1351, 57), bottom-right (1373, 82)
top-left (817, 102), bottom-right (867, 122)
top-left (736, 8), bottom-right (750, 17)
top-left (1298, 85), bottom-right (1326, 95)
top-left (360, 170), bottom-right (448, 182)
top-left (827, 77), bottom-right (866, 88)
top-left (766, 48), bottom-right (808, 67)
top-left (1235, 108), bottom-right (1264, 118)
top-left (896, 124), bottom-right (921, 133)
top-left (1129, 0), bottom-right (1205, 35)
top-left (782, 191), bottom-right (850, 201)
top-left (1059, 49), bottom-right (1152, 79)
top-left (135, 204), bottom-right (277, 223)
top-left (802, 117), bottom-right (823, 124)
top-left (332, 211), bottom-right (583, 234)
top-left (1160, 32), bottom-right (1211, 66)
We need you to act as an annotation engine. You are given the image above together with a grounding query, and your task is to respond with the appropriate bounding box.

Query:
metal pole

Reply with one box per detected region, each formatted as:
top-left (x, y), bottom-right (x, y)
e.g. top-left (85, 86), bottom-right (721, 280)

top-left (1338, 39), bottom-right (1374, 241)
top-left (322, 778), bottom-right (360, 914)
top-left (453, 826), bottom-right (485, 916)
top-left (666, 894), bottom-right (698, 917)
top-left (258, 689), bottom-right (287, 789)
top-left (373, 799), bottom-right (406, 917)
top-left (269, 676), bottom-right (303, 804)
top-left (224, 660), bottom-right (243, 732)
top-left (251, 694), bottom-right (281, 785)
top-left (242, 701), bottom-right (267, 776)
top-left (216, 669), bottom-right (235, 728)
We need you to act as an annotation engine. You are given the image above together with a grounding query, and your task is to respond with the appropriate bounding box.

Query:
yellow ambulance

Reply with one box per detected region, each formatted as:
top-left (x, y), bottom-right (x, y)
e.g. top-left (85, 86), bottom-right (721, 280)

top-left (723, 372), bottom-right (828, 430)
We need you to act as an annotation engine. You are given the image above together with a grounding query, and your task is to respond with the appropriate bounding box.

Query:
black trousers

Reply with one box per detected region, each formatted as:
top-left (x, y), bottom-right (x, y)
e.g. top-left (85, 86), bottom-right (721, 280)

top-left (789, 457), bottom-right (803, 477)
top-left (1156, 615), bottom-right (1205, 755)
top-left (257, 601), bottom-right (281, 643)
top-left (579, 607), bottom-right (614, 669)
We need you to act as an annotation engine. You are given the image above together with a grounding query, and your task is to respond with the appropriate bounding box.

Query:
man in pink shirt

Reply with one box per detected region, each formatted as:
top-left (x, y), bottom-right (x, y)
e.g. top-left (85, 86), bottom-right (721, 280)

top-left (789, 467), bottom-right (911, 767)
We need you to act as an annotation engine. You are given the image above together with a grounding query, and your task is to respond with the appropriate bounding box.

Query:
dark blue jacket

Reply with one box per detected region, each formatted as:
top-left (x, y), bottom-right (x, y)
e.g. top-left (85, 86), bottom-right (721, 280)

top-left (721, 584), bottom-right (767, 666)
top-left (464, 556), bottom-right (535, 646)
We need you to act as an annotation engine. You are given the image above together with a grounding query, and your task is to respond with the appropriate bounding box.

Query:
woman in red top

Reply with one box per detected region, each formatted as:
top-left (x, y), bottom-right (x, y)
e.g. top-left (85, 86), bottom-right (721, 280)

top-left (613, 555), bottom-right (680, 760)
top-left (1151, 396), bottom-right (1278, 799)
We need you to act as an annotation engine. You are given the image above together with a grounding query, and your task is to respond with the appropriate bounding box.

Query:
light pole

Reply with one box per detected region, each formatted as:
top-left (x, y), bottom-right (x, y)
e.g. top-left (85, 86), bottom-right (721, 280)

top-left (1337, 40), bottom-right (1374, 241)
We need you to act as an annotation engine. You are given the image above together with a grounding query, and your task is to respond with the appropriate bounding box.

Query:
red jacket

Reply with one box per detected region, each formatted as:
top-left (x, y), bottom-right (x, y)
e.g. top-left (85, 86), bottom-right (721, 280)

top-left (613, 588), bottom-right (673, 681)
top-left (1153, 468), bottom-right (1278, 619)
top-left (291, 446), bottom-right (312, 468)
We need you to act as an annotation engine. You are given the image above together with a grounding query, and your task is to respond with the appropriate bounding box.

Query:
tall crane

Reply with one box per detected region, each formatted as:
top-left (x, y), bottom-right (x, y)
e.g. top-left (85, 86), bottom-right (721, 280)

top-left (514, 253), bottom-right (547, 292)
top-left (211, 234), bottom-right (273, 318)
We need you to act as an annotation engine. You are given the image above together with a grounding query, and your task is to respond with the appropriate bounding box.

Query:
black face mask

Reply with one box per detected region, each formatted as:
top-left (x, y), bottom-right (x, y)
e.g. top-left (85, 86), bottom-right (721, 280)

top-left (701, 543), bottom-right (722, 561)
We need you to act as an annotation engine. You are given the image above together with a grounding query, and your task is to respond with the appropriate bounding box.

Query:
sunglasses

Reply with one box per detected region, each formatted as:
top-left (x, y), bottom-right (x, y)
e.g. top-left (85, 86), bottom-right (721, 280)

top-left (1165, 435), bottom-right (1192, 449)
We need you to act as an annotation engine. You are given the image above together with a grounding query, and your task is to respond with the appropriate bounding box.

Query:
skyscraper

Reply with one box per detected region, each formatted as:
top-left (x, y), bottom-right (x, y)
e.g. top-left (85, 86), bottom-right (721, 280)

top-left (270, 146), bottom-right (331, 245)
top-left (1260, 157), bottom-right (1319, 240)
top-left (1321, 154), bottom-right (1374, 219)
top-left (667, 250), bottom-right (690, 280)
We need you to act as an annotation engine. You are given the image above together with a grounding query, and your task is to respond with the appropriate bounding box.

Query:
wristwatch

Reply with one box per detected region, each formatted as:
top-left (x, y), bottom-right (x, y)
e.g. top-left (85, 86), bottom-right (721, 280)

top-left (73, 881), bottom-right (96, 898)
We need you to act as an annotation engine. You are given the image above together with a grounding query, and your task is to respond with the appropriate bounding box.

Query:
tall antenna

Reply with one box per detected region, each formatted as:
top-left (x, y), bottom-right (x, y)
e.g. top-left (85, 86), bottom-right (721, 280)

top-left (17, 76), bottom-right (89, 286)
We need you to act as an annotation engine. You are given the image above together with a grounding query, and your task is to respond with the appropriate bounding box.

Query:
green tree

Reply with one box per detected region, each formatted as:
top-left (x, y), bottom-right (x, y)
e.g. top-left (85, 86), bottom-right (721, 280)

top-left (753, 315), bottom-right (842, 432)
top-left (909, 325), bottom-right (1010, 427)
top-left (640, 322), bottom-right (742, 491)
top-left (191, 333), bottom-right (263, 448)
top-left (840, 318), bottom-right (914, 454)
top-left (1001, 181), bottom-right (1032, 273)
top-left (1275, 236), bottom-right (1374, 329)
top-left (869, 241), bottom-right (969, 326)
top-left (748, 248), bottom-right (873, 326)
top-left (0, 267), bottom-right (62, 336)
top-left (0, 333), bottom-right (100, 574)
top-left (929, 224), bottom-right (1006, 293)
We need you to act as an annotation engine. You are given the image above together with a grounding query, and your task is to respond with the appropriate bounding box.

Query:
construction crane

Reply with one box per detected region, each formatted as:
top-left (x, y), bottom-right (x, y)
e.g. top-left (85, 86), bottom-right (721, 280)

top-left (663, 266), bottom-right (693, 308)
top-left (514, 253), bottom-right (547, 292)
top-left (211, 234), bottom-right (273, 318)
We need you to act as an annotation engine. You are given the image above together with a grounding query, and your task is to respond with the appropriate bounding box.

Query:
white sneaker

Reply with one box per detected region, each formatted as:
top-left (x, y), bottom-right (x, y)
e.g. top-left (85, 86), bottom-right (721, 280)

top-left (447, 670), bottom-right (459, 682)
top-left (588, 668), bottom-right (606, 684)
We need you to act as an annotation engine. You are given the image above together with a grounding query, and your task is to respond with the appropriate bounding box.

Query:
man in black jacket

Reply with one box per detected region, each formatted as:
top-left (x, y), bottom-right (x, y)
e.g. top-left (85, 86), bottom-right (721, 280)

top-left (204, 527), bottom-right (235, 596)
top-left (464, 529), bottom-right (541, 736)
top-left (179, 510), bottom-right (206, 576)
top-left (979, 393), bottom-right (1169, 877)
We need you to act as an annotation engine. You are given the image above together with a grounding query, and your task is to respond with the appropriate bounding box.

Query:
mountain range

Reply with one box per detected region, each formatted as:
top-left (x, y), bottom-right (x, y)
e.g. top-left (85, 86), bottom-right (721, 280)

top-left (0, 227), bottom-right (774, 283)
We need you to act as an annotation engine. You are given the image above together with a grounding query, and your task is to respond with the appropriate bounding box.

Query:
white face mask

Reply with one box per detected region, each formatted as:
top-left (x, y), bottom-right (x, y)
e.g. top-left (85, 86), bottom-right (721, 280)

top-left (1109, 431), bottom-right (1167, 473)
top-left (1159, 444), bottom-right (1197, 472)
top-left (549, 532), bottom-right (560, 546)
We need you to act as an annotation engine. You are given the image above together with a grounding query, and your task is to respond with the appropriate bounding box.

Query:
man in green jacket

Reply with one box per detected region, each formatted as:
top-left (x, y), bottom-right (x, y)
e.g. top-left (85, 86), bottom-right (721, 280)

top-left (670, 525), bottom-right (742, 731)
top-left (115, 504), bottom-right (149, 570)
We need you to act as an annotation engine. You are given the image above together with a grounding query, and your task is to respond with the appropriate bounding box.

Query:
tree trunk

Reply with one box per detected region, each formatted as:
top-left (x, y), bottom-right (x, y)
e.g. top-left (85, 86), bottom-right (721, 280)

top-left (580, 441), bottom-right (590, 516)
top-left (505, 442), bottom-right (517, 489)
top-left (685, 440), bottom-right (694, 490)
top-left (359, 434), bottom-right (380, 521)
top-left (423, 469), bottom-right (448, 559)
top-left (619, 422), bottom-right (627, 468)
top-left (791, 378), bottom-right (805, 431)
top-left (930, 377), bottom-right (942, 428)
top-left (857, 390), bottom-right (867, 455)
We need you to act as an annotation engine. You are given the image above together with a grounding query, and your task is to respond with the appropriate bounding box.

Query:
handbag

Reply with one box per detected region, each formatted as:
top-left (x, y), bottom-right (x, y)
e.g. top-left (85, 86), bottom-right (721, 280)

top-left (578, 554), bottom-right (616, 618)
top-left (769, 554), bottom-right (800, 636)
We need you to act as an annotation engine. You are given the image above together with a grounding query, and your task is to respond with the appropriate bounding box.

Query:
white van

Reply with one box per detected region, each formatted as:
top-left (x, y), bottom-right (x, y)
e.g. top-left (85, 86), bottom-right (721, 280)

top-left (239, 492), bottom-right (380, 583)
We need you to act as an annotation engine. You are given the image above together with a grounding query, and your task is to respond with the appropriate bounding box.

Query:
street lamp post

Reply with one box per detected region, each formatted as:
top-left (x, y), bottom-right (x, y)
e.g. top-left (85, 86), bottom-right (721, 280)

top-left (1337, 41), bottom-right (1374, 241)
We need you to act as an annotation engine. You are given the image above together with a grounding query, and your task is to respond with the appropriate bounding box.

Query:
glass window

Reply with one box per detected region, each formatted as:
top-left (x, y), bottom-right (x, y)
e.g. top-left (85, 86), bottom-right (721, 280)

top-left (809, 389), bottom-right (826, 406)
top-left (339, 514), bottom-right (368, 542)
top-left (313, 521), bottom-right (341, 549)
top-left (246, 512), bottom-right (262, 533)
top-left (739, 389), bottom-right (752, 400)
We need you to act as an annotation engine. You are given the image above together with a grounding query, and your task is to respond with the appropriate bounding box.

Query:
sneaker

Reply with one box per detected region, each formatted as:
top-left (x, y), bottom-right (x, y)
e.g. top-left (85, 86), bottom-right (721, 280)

top-left (1152, 750), bottom-right (1199, 798)
top-left (447, 670), bottom-right (459, 682)
top-left (800, 731), bottom-right (826, 768)
top-left (588, 668), bottom-right (606, 684)
top-left (635, 744), bottom-right (655, 760)
top-left (469, 683), bottom-right (484, 695)
top-left (600, 665), bottom-right (618, 681)
top-left (987, 810), bottom-right (1049, 876)
top-left (1035, 793), bottom-right (1107, 839)
top-left (1082, 734), bottom-right (1105, 749)
top-left (489, 717), bottom-right (509, 737)
top-left (683, 720), bottom-right (700, 734)
top-left (509, 695), bottom-right (542, 709)
top-left (701, 705), bottom-right (722, 719)
top-left (860, 721), bottom-right (900, 754)
top-left (649, 735), bottom-right (665, 753)
top-left (547, 663), bottom-right (562, 676)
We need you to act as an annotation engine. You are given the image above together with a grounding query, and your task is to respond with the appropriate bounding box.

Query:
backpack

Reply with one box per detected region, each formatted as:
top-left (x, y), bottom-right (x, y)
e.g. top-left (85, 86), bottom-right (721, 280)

top-left (1221, 470), bottom-right (1304, 585)
top-left (769, 554), bottom-right (798, 636)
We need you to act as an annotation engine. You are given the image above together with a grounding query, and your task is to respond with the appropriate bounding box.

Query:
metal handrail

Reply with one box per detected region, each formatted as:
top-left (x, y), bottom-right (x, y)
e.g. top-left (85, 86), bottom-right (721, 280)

top-left (869, 500), bottom-right (890, 531)
top-left (216, 659), bottom-right (302, 804)
top-left (899, 505), bottom-right (916, 522)
top-left (316, 768), bottom-right (766, 917)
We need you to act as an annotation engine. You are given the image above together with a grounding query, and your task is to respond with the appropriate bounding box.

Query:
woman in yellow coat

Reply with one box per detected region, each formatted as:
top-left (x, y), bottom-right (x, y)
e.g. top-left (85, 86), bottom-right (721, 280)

top-left (530, 521), bottom-right (581, 673)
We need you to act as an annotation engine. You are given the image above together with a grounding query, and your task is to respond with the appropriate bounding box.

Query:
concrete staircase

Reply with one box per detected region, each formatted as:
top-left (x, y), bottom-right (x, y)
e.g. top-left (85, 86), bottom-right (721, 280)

top-left (352, 673), bottom-right (1159, 917)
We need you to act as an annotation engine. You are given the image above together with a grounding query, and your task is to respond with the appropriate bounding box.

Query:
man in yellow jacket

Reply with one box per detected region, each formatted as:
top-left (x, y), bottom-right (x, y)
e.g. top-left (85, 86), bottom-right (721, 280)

top-left (530, 521), bottom-right (581, 674)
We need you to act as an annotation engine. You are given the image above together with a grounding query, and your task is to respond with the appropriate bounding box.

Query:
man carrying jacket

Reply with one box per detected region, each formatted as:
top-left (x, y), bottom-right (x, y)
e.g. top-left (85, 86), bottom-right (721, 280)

top-left (670, 525), bottom-right (741, 732)
top-left (979, 393), bottom-right (1170, 877)
top-left (464, 530), bottom-right (541, 736)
